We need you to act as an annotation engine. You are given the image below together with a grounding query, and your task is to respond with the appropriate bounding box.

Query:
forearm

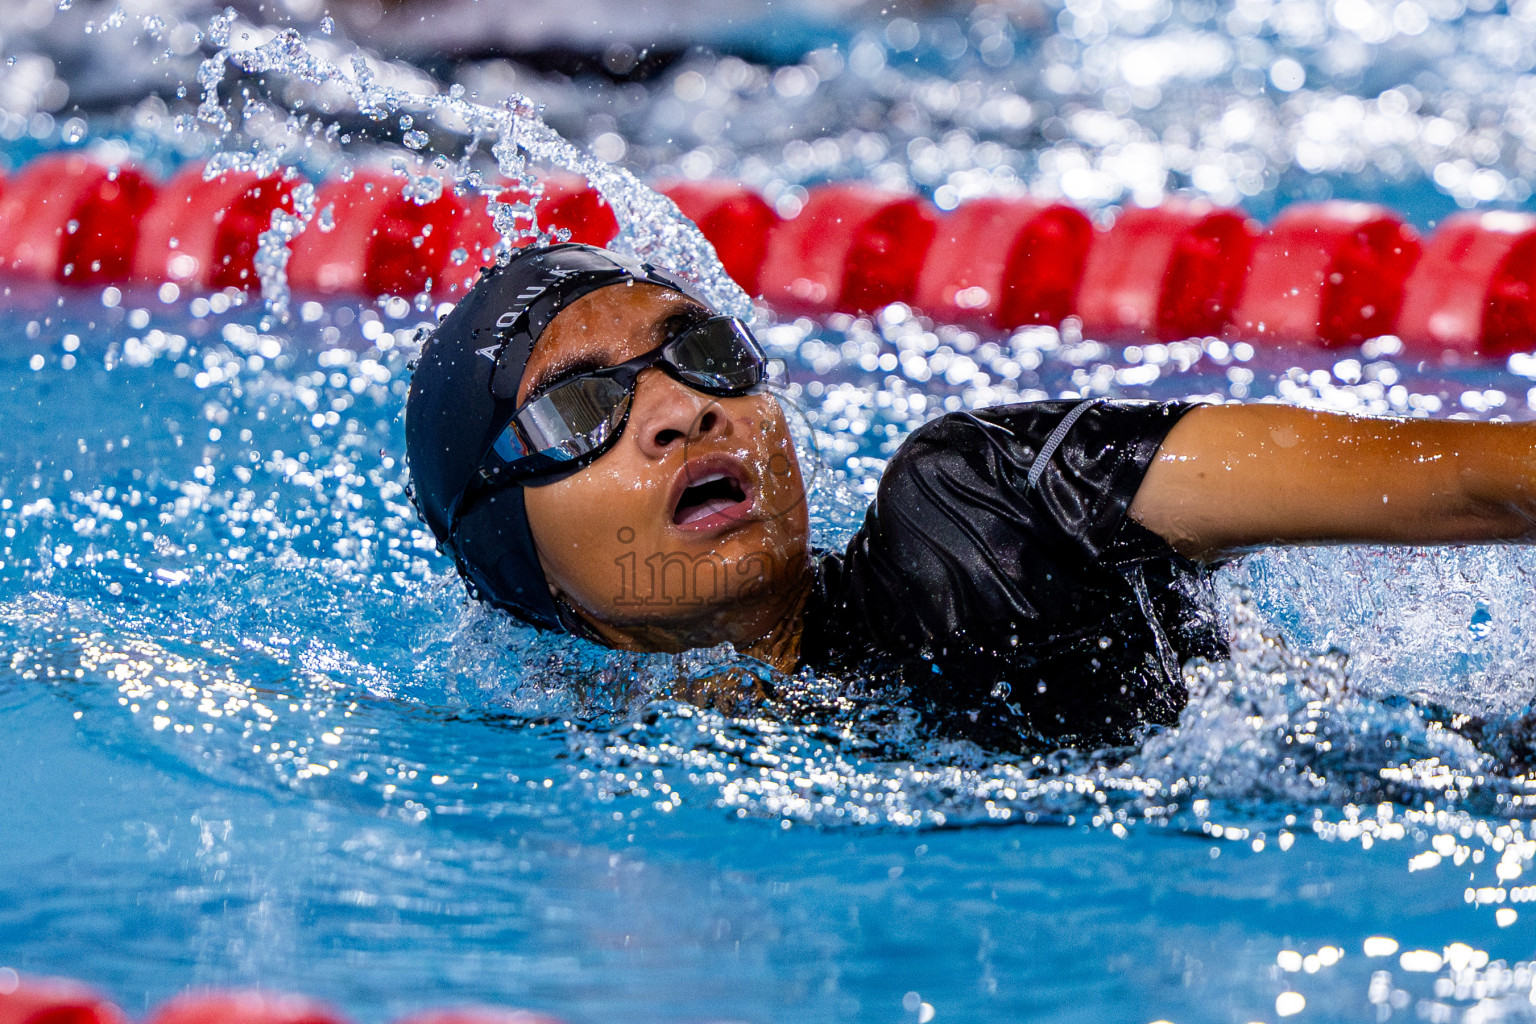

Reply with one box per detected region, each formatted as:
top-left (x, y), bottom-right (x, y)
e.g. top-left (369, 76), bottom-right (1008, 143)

top-left (1130, 404), bottom-right (1536, 561)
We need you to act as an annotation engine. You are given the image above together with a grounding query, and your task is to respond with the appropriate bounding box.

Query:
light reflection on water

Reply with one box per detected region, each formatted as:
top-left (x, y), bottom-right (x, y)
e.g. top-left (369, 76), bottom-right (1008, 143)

top-left (3, 0), bottom-right (1536, 1015)
top-left (2, 288), bottom-right (1536, 1020)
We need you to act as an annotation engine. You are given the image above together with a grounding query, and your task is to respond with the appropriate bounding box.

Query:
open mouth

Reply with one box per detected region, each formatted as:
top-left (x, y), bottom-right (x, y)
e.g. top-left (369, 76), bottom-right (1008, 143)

top-left (673, 469), bottom-right (750, 526)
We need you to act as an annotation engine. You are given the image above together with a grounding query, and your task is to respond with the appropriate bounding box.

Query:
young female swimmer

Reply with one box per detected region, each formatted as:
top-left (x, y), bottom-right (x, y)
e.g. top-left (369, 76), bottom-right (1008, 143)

top-left (406, 243), bottom-right (1536, 748)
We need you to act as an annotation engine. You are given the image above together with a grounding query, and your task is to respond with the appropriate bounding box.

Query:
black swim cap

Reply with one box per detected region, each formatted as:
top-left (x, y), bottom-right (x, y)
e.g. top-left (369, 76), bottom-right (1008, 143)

top-left (406, 242), bottom-right (703, 631)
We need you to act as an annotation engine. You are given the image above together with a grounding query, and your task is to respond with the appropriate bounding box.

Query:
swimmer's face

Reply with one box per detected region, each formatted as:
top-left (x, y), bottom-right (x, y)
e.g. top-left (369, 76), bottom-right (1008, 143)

top-left (520, 282), bottom-right (810, 650)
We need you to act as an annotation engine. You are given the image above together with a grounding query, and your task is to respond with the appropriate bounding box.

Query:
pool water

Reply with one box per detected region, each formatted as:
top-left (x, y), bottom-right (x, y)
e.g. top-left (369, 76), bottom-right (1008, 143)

top-left (2, 279), bottom-right (1535, 1023)
top-left (6, 1), bottom-right (1536, 1020)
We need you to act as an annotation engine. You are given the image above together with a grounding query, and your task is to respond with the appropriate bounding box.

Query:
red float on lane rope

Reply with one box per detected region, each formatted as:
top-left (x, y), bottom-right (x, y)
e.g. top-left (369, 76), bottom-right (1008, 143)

top-left (759, 183), bottom-right (939, 314)
top-left (1229, 200), bottom-right (1421, 347)
top-left (132, 163), bottom-right (299, 290)
top-left (1397, 209), bottom-right (1536, 358)
top-left (657, 179), bottom-right (779, 294)
top-left (438, 205), bottom-right (497, 294)
top-left (288, 169), bottom-right (467, 298)
top-left (537, 174), bottom-right (618, 248)
top-left (0, 976), bottom-right (127, 1024)
top-left (0, 150), bottom-right (1532, 358)
top-left (436, 174), bottom-right (620, 295)
top-left (148, 991), bottom-right (349, 1024)
top-left (915, 195), bottom-right (1091, 330)
top-left (0, 153), bottom-right (156, 285)
top-left (1077, 199), bottom-right (1259, 341)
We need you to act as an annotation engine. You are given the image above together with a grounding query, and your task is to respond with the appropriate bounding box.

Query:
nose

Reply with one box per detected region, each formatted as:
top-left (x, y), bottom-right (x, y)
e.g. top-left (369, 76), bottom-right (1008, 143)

top-left (629, 367), bottom-right (730, 459)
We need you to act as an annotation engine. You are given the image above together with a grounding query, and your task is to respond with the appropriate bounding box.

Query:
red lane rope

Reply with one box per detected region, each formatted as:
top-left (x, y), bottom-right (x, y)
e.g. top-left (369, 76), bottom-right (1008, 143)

top-left (0, 153), bottom-right (1530, 357)
top-left (0, 976), bottom-right (569, 1024)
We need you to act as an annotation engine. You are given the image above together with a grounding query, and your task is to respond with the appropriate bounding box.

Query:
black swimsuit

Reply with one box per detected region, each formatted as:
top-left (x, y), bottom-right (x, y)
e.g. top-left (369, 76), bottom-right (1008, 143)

top-left (797, 399), bottom-right (1228, 749)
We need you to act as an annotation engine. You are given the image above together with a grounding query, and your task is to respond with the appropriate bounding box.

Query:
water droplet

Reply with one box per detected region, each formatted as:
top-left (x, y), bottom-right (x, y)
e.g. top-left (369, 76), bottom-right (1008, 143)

top-left (207, 6), bottom-right (235, 47)
top-left (185, 18), bottom-right (749, 323)
top-left (1468, 603), bottom-right (1493, 640)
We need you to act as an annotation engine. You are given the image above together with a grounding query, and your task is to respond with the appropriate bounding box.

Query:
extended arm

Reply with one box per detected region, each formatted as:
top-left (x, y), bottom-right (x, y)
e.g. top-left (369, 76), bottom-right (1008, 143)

top-left (1129, 403), bottom-right (1536, 562)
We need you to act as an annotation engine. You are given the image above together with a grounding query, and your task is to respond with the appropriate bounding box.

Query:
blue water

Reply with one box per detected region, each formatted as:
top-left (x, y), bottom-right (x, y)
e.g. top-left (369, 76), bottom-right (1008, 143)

top-left (6, 1), bottom-right (1536, 1020)
top-left (2, 280), bottom-right (1535, 1022)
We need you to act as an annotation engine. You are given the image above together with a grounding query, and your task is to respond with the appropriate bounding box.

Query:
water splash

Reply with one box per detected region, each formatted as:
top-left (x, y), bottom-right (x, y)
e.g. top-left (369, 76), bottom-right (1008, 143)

top-left (8, 277), bottom-right (1536, 1018)
top-left (13, 4), bottom-right (1536, 1019)
top-left (192, 15), bottom-right (748, 323)
top-left (12, 295), bottom-right (1536, 833)
top-left (252, 178), bottom-right (315, 326)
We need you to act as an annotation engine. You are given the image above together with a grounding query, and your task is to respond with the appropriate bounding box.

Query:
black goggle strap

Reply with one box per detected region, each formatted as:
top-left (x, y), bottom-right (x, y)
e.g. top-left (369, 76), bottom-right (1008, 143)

top-left (440, 395), bottom-right (523, 540)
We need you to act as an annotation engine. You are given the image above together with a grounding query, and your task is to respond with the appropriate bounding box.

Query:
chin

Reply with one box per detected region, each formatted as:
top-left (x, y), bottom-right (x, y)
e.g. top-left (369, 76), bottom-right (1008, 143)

top-left (585, 518), bottom-right (802, 632)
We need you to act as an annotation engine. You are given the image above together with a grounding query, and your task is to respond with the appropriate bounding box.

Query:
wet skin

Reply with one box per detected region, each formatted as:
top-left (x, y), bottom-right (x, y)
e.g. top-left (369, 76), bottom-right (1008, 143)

top-left (519, 282), bottom-right (813, 667)
top-left (514, 283), bottom-right (1536, 677)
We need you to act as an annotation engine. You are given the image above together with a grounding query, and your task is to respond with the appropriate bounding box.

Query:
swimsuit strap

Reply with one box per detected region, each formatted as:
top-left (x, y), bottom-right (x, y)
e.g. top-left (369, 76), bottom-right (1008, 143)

top-left (1025, 398), bottom-right (1102, 493)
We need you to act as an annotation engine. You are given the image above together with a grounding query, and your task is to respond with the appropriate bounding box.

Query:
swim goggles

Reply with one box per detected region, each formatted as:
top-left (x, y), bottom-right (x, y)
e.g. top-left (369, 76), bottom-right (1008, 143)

top-left (475, 314), bottom-right (768, 484)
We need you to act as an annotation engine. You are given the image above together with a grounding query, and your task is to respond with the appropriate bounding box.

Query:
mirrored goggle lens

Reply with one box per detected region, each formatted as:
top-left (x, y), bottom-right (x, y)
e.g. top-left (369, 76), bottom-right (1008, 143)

top-left (514, 375), bottom-right (632, 462)
top-left (665, 317), bottom-right (765, 393)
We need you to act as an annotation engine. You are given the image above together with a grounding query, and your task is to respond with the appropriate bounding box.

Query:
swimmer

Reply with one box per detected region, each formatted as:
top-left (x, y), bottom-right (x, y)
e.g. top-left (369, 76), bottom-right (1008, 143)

top-left (407, 242), bottom-right (1536, 747)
